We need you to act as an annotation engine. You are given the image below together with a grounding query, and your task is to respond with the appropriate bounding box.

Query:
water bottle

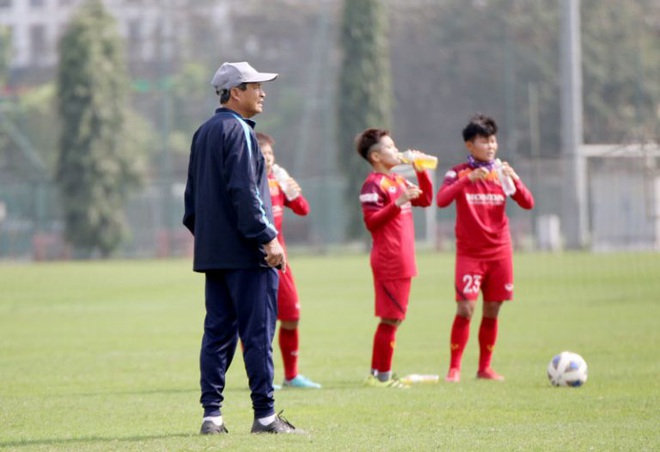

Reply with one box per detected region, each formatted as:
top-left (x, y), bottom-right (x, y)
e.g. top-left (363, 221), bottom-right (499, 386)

top-left (398, 151), bottom-right (438, 170)
top-left (494, 158), bottom-right (516, 196)
top-left (271, 164), bottom-right (299, 200)
top-left (400, 374), bottom-right (440, 385)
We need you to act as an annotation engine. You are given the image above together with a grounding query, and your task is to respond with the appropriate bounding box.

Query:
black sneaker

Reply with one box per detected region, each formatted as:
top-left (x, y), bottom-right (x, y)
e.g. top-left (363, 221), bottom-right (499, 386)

top-left (250, 411), bottom-right (304, 434)
top-left (200, 420), bottom-right (228, 434)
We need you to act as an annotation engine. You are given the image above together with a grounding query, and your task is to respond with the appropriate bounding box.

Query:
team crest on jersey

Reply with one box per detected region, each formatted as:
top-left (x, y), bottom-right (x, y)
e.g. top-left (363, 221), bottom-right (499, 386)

top-left (445, 170), bottom-right (457, 179)
top-left (268, 179), bottom-right (281, 197)
top-left (379, 176), bottom-right (398, 192)
top-left (458, 167), bottom-right (499, 182)
top-left (505, 283), bottom-right (514, 291)
top-left (457, 168), bottom-right (472, 179)
top-left (485, 171), bottom-right (499, 182)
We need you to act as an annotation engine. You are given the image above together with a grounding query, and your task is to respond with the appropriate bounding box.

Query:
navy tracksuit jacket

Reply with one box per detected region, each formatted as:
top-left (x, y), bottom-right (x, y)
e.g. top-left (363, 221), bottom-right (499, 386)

top-left (183, 107), bottom-right (278, 269)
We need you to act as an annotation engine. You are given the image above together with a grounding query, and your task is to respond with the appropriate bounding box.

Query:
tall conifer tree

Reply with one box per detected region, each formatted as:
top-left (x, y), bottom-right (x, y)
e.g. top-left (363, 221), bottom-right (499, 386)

top-left (56, 0), bottom-right (141, 257)
top-left (337, 0), bottom-right (393, 240)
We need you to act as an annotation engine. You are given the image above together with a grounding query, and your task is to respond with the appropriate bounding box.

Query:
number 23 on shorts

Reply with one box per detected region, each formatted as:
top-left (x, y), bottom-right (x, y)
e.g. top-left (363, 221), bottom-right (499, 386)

top-left (461, 273), bottom-right (482, 297)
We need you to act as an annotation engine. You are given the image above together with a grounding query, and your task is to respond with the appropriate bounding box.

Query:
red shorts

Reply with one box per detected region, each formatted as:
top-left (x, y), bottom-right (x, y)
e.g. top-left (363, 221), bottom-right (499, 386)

top-left (277, 264), bottom-right (300, 321)
top-left (373, 277), bottom-right (411, 320)
top-left (454, 254), bottom-right (513, 302)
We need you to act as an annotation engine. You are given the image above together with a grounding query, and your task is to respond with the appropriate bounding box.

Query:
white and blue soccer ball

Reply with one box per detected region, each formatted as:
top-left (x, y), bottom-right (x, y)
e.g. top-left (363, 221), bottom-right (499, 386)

top-left (547, 351), bottom-right (588, 387)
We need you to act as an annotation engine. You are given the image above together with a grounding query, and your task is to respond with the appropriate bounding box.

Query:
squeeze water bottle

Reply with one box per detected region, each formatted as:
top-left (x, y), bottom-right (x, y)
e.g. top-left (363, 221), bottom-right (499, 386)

top-left (494, 158), bottom-right (516, 196)
top-left (271, 164), bottom-right (300, 200)
top-left (398, 150), bottom-right (438, 170)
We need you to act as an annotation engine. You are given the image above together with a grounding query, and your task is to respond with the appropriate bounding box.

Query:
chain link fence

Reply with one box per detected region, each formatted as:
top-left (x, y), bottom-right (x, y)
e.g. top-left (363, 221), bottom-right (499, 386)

top-left (1, 152), bottom-right (658, 261)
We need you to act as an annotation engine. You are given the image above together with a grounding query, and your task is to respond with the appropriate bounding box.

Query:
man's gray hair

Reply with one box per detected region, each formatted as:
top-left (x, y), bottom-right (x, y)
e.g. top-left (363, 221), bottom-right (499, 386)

top-left (219, 83), bottom-right (247, 104)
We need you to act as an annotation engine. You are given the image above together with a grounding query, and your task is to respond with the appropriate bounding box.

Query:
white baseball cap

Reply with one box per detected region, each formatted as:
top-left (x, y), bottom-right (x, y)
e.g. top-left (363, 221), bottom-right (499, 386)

top-left (210, 61), bottom-right (278, 91)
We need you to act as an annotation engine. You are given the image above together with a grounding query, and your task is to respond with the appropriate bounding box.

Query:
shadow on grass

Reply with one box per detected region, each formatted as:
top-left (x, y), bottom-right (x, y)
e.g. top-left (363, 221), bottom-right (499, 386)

top-left (0, 432), bottom-right (195, 449)
top-left (68, 387), bottom-right (197, 397)
top-left (65, 385), bottom-right (257, 398)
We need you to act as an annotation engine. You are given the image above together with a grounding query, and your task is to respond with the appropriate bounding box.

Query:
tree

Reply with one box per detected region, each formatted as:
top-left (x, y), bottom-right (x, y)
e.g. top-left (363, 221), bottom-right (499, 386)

top-left (0, 26), bottom-right (9, 87)
top-left (337, 0), bottom-right (393, 241)
top-left (394, 0), bottom-right (659, 158)
top-left (581, 0), bottom-right (660, 144)
top-left (56, 0), bottom-right (142, 258)
top-left (0, 26), bottom-right (11, 163)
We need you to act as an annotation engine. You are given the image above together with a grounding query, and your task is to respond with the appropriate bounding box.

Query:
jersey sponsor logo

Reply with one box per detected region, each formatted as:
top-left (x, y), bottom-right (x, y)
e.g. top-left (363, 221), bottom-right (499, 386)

top-left (360, 192), bottom-right (379, 203)
top-left (504, 283), bottom-right (514, 291)
top-left (465, 193), bottom-right (505, 205)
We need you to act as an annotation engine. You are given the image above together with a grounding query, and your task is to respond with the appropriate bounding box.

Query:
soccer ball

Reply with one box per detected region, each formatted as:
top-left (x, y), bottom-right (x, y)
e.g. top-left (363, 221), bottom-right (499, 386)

top-left (547, 351), bottom-right (588, 387)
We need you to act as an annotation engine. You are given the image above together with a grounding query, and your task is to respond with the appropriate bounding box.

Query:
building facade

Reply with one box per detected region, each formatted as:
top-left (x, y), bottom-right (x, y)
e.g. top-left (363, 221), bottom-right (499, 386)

top-left (0, 0), bottom-right (231, 71)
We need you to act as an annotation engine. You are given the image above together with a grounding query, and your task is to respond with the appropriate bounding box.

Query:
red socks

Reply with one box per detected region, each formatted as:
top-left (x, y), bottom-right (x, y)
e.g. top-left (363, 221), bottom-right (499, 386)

top-left (449, 315), bottom-right (471, 370)
top-left (478, 317), bottom-right (498, 372)
top-left (449, 316), bottom-right (500, 372)
top-left (371, 323), bottom-right (397, 374)
top-left (278, 327), bottom-right (299, 381)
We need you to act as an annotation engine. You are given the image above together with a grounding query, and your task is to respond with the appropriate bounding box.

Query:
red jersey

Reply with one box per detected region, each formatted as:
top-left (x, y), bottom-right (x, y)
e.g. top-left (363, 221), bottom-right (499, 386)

top-left (360, 170), bottom-right (433, 280)
top-left (436, 162), bottom-right (534, 259)
top-left (268, 174), bottom-right (310, 250)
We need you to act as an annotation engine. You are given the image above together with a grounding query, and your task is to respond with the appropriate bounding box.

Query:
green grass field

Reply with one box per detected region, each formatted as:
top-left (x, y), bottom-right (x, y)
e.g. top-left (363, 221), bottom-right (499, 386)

top-left (0, 251), bottom-right (658, 451)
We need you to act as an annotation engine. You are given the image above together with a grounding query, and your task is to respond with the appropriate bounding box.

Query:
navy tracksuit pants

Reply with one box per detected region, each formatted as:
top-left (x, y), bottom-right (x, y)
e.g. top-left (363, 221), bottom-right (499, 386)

top-left (200, 268), bottom-right (279, 419)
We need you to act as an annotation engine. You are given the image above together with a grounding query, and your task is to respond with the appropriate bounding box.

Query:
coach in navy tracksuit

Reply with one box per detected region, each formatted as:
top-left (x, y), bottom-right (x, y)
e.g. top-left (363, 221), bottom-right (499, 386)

top-left (183, 62), bottom-right (300, 435)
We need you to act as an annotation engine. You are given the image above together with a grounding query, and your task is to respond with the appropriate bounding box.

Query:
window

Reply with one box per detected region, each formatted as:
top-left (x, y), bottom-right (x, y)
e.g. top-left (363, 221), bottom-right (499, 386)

top-left (127, 19), bottom-right (142, 60)
top-left (30, 24), bottom-right (47, 64)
